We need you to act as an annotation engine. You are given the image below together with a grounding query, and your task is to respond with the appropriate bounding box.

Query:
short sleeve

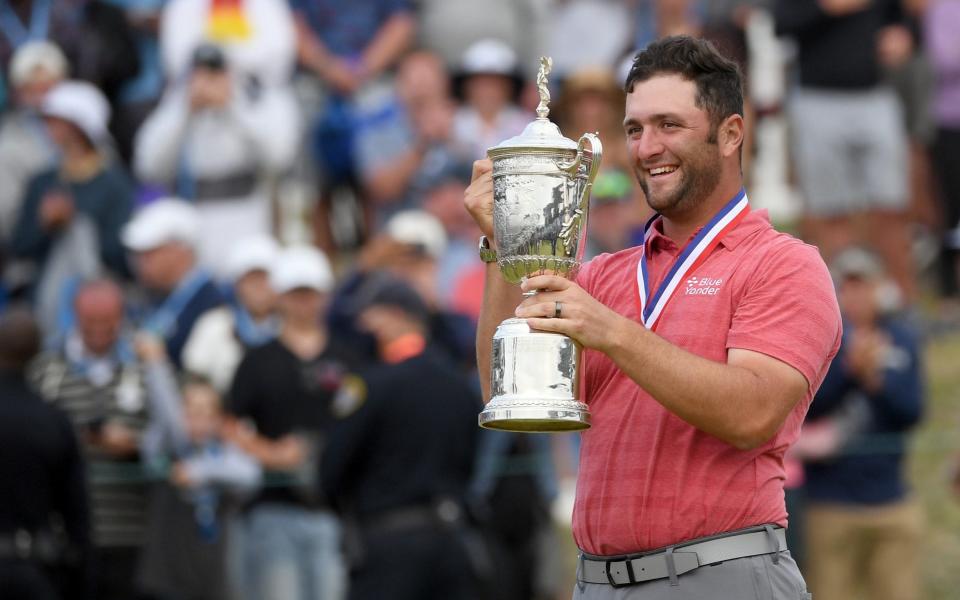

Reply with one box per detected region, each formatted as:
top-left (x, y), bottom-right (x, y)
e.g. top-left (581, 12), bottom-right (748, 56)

top-left (726, 241), bottom-right (842, 390)
top-left (227, 351), bottom-right (260, 419)
top-left (576, 256), bottom-right (600, 294)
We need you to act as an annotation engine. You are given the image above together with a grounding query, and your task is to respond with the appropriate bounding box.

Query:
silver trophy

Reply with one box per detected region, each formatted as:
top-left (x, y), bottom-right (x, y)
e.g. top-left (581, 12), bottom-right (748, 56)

top-left (478, 57), bottom-right (602, 432)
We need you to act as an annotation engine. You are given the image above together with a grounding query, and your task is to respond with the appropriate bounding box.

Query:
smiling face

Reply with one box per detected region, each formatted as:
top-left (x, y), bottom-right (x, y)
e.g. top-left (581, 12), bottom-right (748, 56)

top-left (624, 74), bottom-right (727, 219)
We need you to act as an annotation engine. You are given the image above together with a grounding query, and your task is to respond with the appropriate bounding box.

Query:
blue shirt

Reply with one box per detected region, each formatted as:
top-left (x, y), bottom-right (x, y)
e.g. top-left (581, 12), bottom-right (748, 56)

top-left (804, 317), bottom-right (924, 505)
top-left (292, 0), bottom-right (411, 58)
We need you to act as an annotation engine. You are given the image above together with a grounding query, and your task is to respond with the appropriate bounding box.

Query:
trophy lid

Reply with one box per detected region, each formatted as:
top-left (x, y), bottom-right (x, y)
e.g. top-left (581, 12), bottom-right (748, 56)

top-left (487, 56), bottom-right (578, 156)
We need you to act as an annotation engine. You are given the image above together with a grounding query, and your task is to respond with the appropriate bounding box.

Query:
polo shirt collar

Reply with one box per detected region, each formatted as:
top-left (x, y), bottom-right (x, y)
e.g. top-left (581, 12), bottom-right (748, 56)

top-left (643, 204), bottom-right (770, 256)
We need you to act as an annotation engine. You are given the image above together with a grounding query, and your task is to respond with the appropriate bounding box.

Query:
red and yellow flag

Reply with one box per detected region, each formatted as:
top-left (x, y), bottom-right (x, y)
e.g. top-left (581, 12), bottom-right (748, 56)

top-left (206, 0), bottom-right (252, 41)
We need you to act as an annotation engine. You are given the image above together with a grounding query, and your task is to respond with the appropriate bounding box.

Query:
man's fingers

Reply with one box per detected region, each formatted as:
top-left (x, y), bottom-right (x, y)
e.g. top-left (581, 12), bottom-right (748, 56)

top-left (471, 158), bottom-right (493, 182)
top-left (521, 275), bottom-right (570, 293)
top-left (515, 300), bottom-right (564, 319)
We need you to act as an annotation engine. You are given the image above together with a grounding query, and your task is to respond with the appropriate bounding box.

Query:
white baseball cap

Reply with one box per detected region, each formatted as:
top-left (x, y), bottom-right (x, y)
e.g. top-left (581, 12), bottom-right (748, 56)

top-left (122, 198), bottom-right (200, 252)
top-left (9, 40), bottom-right (68, 87)
top-left (385, 210), bottom-right (448, 259)
top-left (461, 38), bottom-right (518, 76)
top-left (41, 80), bottom-right (111, 144)
top-left (225, 235), bottom-right (280, 281)
top-left (270, 245), bottom-right (334, 294)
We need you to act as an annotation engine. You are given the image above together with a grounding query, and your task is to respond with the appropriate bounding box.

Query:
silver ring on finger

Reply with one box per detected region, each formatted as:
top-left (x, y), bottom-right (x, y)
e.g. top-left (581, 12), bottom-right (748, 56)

top-left (554, 300), bottom-right (563, 319)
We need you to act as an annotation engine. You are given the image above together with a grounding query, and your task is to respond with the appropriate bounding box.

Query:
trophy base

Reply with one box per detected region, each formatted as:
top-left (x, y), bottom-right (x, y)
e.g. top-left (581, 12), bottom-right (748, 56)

top-left (479, 399), bottom-right (590, 432)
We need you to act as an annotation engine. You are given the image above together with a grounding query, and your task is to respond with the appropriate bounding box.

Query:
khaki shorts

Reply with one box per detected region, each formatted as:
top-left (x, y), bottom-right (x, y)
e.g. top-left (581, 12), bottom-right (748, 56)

top-left (788, 87), bottom-right (908, 217)
top-left (804, 499), bottom-right (923, 600)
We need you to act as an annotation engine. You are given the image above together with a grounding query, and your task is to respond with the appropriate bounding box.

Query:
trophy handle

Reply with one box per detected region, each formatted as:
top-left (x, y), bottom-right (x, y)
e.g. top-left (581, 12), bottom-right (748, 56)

top-left (578, 132), bottom-right (603, 187)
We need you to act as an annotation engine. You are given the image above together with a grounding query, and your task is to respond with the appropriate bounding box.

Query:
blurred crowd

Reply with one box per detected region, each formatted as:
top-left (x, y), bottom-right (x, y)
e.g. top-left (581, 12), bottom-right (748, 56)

top-left (0, 1), bottom-right (957, 600)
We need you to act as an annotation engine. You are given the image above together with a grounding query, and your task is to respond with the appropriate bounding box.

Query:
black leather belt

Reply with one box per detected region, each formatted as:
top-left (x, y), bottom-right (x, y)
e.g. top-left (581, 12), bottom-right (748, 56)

top-left (579, 525), bottom-right (787, 587)
top-left (360, 498), bottom-right (466, 536)
top-left (193, 171), bottom-right (258, 201)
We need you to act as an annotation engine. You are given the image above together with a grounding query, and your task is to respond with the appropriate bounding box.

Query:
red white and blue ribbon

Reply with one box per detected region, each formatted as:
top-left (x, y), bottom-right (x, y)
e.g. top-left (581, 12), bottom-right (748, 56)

top-left (636, 188), bottom-right (750, 331)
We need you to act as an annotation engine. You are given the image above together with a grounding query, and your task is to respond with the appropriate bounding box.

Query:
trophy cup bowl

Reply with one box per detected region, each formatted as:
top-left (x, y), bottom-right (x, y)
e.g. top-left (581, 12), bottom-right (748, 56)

top-left (478, 57), bottom-right (602, 432)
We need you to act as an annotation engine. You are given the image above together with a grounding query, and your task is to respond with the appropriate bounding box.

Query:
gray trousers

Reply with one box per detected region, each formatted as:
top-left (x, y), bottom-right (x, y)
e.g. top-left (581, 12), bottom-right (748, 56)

top-left (573, 550), bottom-right (811, 600)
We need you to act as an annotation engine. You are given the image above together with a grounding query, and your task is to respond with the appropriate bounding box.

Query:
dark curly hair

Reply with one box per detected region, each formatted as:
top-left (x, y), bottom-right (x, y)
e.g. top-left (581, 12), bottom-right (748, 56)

top-left (625, 36), bottom-right (743, 137)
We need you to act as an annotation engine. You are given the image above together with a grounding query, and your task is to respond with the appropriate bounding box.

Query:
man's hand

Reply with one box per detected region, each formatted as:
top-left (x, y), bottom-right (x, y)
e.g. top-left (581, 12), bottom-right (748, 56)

top-left (877, 24), bottom-right (913, 68)
top-left (170, 461), bottom-right (194, 488)
top-left (845, 328), bottom-right (888, 391)
top-left (134, 332), bottom-right (167, 364)
top-left (322, 57), bottom-right (364, 95)
top-left (189, 70), bottom-right (232, 111)
top-left (39, 191), bottom-right (75, 231)
top-left (515, 275), bottom-right (629, 353)
top-left (464, 159), bottom-right (495, 240)
top-left (90, 420), bottom-right (139, 458)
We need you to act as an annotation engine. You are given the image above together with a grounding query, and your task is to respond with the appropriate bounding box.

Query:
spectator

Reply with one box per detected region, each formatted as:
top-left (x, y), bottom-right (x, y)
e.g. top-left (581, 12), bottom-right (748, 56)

top-left (925, 0), bottom-right (960, 302)
top-left (322, 274), bottom-right (483, 600)
top-left (294, 0), bottom-right (415, 98)
top-left (0, 308), bottom-right (91, 600)
top-left (137, 337), bottom-right (260, 600)
top-left (452, 38), bottom-right (528, 160)
top-left (10, 80), bottom-right (134, 332)
top-left (469, 430), bottom-right (564, 600)
top-left (27, 280), bottom-right (148, 600)
top-left (794, 248), bottom-right (924, 600)
top-left (417, 160), bottom-right (483, 310)
top-left (555, 66), bottom-right (633, 177)
top-left (292, 0), bottom-right (416, 250)
top-left (0, 1), bottom-right (139, 108)
top-left (159, 0), bottom-right (296, 87)
top-left (0, 40), bottom-right (65, 242)
top-left (354, 50), bottom-right (467, 222)
top-left (121, 198), bottom-right (225, 369)
top-left (226, 245), bottom-right (354, 600)
top-left (182, 235), bottom-right (280, 394)
top-left (330, 210), bottom-right (476, 368)
top-left (134, 40), bottom-right (299, 274)
top-left (775, 0), bottom-right (917, 302)
top-left (103, 0), bottom-right (167, 166)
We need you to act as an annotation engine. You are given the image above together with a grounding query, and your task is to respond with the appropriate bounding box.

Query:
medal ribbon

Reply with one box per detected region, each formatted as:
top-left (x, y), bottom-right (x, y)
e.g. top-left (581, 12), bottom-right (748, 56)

top-left (636, 188), bottom-right (750, 331)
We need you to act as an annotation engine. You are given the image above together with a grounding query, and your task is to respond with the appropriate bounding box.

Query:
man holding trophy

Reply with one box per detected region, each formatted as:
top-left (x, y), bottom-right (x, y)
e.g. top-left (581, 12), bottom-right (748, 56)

top-left (465, 36), bottom-right (842, 598)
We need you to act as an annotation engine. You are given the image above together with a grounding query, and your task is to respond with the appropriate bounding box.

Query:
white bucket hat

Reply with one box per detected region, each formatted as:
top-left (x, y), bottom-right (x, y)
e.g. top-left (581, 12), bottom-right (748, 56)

top-left (41, 80), bottom-right (111, 145)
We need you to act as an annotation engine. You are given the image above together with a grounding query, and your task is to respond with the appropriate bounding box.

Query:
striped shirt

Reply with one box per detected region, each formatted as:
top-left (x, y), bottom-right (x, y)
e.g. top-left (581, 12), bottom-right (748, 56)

top-left (28, 351), bottom-right (151, 548)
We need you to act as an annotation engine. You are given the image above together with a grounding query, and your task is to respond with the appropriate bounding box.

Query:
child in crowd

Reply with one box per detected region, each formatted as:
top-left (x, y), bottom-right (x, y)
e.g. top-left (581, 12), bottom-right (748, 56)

top-left (136, 334), bottom-right (260, 600)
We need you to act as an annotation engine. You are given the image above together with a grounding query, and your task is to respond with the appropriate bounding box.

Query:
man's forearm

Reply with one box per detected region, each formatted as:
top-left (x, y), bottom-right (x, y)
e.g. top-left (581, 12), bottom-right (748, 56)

top-left (604, 321), bottom-right (807, 450)
top-left (476, 263), bottom-right (523, 403)
top-left (360, 13), bottom-right (416, 79)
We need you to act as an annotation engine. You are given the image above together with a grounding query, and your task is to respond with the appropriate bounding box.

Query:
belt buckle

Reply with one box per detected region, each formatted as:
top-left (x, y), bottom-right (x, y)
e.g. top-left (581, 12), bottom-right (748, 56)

top-left (604, 558), bottom-right (637, 588)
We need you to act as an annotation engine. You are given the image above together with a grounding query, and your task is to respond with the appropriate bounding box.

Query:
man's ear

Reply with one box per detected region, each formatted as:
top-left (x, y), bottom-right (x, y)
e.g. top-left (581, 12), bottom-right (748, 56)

top-left (718, 114), bottom-right (745, 159)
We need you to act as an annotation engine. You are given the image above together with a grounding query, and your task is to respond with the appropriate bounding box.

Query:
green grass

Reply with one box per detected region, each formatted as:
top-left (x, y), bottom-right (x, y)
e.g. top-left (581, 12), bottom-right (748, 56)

top-left (911, 331), bottom-right (960, 599)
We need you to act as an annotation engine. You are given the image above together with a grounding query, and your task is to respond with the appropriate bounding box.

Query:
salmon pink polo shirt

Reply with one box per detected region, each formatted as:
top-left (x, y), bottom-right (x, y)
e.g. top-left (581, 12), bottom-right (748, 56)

top-left (572, 207), bottom-right (842, 556)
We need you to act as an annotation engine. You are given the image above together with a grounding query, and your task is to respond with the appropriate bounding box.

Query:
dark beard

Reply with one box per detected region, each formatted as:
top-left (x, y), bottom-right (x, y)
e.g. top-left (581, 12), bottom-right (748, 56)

top-left (635, 149), bottom-right (723, 219)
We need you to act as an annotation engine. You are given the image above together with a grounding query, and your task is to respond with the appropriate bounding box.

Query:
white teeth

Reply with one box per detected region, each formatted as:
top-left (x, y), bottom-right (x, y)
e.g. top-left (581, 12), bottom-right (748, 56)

top-left (649, 166), bottom-right (677, 175)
